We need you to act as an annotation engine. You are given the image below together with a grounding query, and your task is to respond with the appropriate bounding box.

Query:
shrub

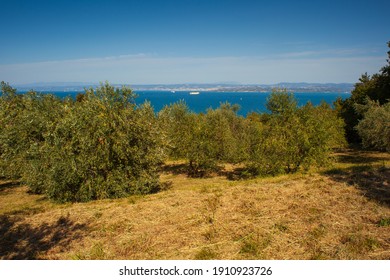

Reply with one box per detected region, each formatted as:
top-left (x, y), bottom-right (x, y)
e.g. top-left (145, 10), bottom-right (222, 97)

top-left (0, 82), bottom-right (64, 180)
top-left (0, 82), bottom-right (25, 178)
top-left (246, 90), bottom-right (346, 176)
top-left (355, 100), bottom-right (390, 152)
top-left (158, 101), bottom-right (247, 176)
top-left (204, 102), bottom-right (248, 163)
top-left (32, 83), bottom-right (164, 202)
top-left (158, 100), bottom-right (194, 159)
top-left (185, 113), bottom-right (219, 176)
top-left (1, 82), bottom-right (164, 202)
top-left (336, 41), bottom-right (390, 144)
top-left (1, 81), bottom-right (348, 197)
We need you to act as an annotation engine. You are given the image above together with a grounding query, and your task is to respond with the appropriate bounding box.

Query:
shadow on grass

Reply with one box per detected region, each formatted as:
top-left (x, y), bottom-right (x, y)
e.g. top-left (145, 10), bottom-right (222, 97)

top-left (336, 154), bottom-right (387, 165)
top-left (160, 162), bottom-right (188, 175)
top-left (0, 214), bottom-right (87, 259)
top-left (161, 162), bottom-right (255, 180)
top-left (325, 148), bottom-right (390, 207)
top-left (333, 148), bottom-right (389, 165)
top-left (161, 162), bottom-right (219, 178)
top-left (218, 167), bottom-right (255, 181)
top-left (323, 165), bottom-right (390, 207)
top-left (0, 181), bottom-right (22, 193)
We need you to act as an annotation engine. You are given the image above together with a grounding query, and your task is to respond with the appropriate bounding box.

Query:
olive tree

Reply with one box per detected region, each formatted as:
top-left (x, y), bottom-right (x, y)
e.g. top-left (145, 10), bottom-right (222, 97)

top-left (355, 100), bottom-right (390, 152)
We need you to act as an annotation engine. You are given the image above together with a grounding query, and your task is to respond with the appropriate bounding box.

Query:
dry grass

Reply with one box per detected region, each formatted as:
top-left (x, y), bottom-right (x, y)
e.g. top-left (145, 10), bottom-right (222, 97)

top-left (1, 149), bottom-right (389, 260)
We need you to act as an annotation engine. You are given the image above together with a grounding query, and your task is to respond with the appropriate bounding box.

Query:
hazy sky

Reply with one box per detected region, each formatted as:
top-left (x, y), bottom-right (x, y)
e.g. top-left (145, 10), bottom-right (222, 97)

top-left (1, 0), bottom-right (389, 85)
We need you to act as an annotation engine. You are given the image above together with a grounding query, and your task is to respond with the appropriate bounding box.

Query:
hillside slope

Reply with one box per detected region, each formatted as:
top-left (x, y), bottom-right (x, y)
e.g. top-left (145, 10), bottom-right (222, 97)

top-left (0, 149), bottom-right (389, 260)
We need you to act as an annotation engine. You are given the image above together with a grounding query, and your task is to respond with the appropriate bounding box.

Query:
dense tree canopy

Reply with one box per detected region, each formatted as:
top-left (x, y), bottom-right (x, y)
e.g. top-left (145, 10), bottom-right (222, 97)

top-left (1, 82), bottom-right (347, 202)
top-left (336, 42), bottom-right (390, 144)
top-left (1, 82), bottom-right (164, 202)
top-left (355, 100), bottom-right (390, 152)
top-left (158, 89), bottom-right (345, 177)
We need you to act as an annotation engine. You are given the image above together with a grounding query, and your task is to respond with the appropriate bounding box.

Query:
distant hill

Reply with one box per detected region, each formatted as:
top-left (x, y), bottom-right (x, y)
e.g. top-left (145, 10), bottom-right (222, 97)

top-left (14, 82), bottom-right (354, 93)
top-left (14, 82), bottom-right (99, 93)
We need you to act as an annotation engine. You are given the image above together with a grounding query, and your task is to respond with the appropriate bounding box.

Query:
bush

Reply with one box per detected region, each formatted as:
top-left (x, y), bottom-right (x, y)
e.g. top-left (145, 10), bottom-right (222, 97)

top-left (204, 102), bottom-right (248, 163)
top-left (158, 100), bottom-right (194, 159)
top-left (0, 82), bottom-right (25, 178)
top-left (336, 42), bottom-right (390, 144)
top-left (41, 84), bottom-right (163, 202)
top-left (1, 82), bottom-right (164, 202)
top-left (0, 82), bottom-right (64, 180)
top-left (158, 91), bottom-right (346, 177)
top-left (158, 101), bottom-right (248, 176)
top-left (246, 90), bottom-right (346, 176)
top-left (355, 100), bottom-right (390, 152)
top-left (1, 81), bottom-right (348, 198)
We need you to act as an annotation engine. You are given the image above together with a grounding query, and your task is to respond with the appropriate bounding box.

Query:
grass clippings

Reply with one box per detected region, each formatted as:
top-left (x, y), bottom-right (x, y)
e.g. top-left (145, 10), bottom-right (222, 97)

top-left (0, 149), bottom-right (389, 260)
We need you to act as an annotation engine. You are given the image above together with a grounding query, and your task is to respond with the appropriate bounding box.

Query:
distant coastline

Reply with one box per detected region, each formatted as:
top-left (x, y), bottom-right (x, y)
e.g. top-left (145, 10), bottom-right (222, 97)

top-left (13, 82), bottom-right (354, 94)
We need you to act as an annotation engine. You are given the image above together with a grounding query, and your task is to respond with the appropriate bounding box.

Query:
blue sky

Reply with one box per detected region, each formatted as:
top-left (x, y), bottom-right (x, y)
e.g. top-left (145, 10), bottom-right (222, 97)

top-left (1, 0), bottom-right (389, 84)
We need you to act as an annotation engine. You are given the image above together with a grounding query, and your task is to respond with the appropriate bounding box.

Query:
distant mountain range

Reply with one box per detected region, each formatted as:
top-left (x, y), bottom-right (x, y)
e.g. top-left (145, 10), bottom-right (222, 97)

top-left (14, 82), bottom-right (354, 93)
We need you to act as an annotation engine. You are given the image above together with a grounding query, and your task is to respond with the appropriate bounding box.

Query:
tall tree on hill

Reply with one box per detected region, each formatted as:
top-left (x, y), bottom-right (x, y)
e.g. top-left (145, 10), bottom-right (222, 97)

top-left (335, 41), bottom-right (390, 144)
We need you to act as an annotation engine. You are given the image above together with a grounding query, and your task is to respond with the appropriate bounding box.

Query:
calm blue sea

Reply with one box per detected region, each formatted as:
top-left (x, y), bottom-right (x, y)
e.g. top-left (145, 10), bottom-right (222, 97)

top-left (48, 91), bottom-right (350, 116)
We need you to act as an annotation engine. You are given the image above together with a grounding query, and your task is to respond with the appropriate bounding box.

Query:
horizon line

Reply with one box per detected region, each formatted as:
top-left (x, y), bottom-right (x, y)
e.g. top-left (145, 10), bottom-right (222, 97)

top-left (11, 81), bottom-right (356, 87)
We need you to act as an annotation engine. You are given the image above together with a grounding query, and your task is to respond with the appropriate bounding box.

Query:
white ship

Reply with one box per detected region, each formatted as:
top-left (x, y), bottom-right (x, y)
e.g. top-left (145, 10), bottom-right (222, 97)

top-left (189, 91), bottom-right (200, 95)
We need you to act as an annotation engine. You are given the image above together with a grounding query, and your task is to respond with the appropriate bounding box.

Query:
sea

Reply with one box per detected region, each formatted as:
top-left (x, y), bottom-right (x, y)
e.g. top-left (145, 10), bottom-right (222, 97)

top-left (45, 91), bottom-right (350, 116)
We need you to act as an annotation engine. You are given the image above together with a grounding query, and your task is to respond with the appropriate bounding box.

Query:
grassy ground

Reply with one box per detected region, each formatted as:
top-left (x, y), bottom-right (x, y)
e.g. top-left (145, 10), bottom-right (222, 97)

top-left (1, 149), bottom-right (389, 260)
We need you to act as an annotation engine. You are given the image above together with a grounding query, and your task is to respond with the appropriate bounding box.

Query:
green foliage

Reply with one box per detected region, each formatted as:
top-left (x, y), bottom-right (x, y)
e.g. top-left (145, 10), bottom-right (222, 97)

top-left (0, 83), bottom-right (64, 180)
top-left (203, 103), bottom-right (248, 163)
top-left (42, 84), bottom-right (163, 202)
top-left (158, 101), bottom-right (248, 176)
top-left (1, 81), bottom-right (347, 200)
top-left (266, 88), bottom-right (297, 115)
top-left (336, 42), bottom-right (390, 144)
top-left (1, 82), bottom-right (164, 202)
top-left (186, 113), bottom-right (219, 176)
top-left (158, 100), bottom-right (193, 159)
top-left (0, 82), bottom-right (25, 178)
top-left (158, 90), bottom-right (345, 178)
top-left (247, 91), bottom-right (345, 176)
top-left (355, 100), bottom-right (390, 152)
top-left (378, 217), bottom-right (390, 227)
top-left (158, 101), bottom-right (217, 176)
